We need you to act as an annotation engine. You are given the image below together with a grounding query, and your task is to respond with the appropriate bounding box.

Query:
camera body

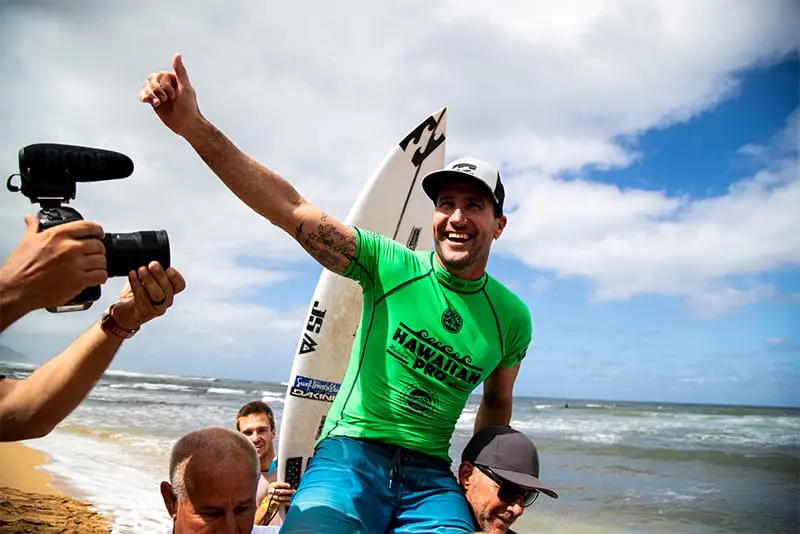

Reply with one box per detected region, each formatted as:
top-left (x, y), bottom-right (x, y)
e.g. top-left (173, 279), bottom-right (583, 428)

top-left (7, 143), bottom-right (171, 312)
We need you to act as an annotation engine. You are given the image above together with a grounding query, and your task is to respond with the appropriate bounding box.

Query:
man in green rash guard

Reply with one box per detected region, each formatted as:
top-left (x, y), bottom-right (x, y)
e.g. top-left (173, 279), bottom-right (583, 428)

top-left (140, 54), bottom-right (531, 534)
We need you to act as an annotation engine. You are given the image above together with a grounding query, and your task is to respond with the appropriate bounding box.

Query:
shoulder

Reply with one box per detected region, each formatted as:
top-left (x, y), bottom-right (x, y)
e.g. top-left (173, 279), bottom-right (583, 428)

top-left (484, 276), bottom-right (530, 318)
top-left (353, 226), bottom-right (429, 267)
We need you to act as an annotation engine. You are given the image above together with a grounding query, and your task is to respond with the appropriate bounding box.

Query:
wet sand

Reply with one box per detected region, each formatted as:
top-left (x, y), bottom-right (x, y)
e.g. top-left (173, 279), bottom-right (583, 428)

top-left (0, 441), bottom-right (111, 533)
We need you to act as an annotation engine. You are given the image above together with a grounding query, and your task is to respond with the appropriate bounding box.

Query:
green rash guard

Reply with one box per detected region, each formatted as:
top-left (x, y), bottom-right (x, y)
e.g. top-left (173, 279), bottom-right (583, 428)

top-left (318, 227), bottom-right (532, 462)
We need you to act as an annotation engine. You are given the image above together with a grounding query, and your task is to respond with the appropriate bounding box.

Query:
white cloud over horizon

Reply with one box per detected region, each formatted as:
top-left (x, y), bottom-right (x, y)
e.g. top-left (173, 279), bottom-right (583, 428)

top-left (0, 1), bottom-right (797, 388)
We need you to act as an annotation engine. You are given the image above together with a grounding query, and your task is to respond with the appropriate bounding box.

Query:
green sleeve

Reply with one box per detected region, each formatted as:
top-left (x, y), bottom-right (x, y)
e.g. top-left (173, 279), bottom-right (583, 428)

top-left (500, 300), bottom-right (532, 368)
top-left (342, 227), bottom-right (411, 288)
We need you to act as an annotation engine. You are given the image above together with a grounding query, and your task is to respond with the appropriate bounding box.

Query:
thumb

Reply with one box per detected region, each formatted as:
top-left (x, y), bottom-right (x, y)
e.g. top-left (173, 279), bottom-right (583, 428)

top-left (22, 214), bottom-right (39, 235)
top-left (173, 53), bottom-right (192, 88)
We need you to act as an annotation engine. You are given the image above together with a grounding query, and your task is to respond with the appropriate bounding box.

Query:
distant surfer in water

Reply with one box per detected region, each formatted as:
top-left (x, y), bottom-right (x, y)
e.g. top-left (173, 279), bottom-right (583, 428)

top-left (141, 54), bottom-right (532, 534)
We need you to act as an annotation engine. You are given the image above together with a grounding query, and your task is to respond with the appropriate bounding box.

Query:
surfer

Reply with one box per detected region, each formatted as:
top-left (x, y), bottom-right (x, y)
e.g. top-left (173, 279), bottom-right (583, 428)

top-left (141, 54), bottom-right (531, 534)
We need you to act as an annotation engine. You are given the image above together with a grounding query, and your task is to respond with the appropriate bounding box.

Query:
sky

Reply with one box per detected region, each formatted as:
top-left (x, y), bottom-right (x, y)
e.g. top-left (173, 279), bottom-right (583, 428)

top-left (0, 1), bottom-right (797, 407)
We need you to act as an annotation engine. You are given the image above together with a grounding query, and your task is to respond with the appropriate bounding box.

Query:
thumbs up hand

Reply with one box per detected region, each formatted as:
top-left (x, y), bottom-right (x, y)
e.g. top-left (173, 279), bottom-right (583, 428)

top-left (139, 53), bottom-right (203, 137)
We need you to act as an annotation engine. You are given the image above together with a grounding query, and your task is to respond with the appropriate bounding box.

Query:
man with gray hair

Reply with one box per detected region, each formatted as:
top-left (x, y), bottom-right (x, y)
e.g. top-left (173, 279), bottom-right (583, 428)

top-left (160, 426), bottom-right (279, 533)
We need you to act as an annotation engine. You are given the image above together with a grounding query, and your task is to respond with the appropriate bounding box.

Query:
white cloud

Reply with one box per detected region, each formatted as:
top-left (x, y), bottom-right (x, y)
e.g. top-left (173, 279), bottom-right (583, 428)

top-left (499, 114), bottom-right (800, 317)
top-left (0, 0), bottom-right (797, 376)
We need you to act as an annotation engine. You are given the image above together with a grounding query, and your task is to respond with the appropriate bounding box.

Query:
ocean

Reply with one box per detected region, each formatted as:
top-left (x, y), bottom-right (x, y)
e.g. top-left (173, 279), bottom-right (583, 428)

top-left (1, 361), bottom-right (798, 533)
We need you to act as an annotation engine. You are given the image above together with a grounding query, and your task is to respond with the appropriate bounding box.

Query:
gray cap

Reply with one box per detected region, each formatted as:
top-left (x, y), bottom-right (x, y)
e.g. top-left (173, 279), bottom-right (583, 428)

top-left (421, 157), bottom-right (505, 215)
top-left (462, 426), bottom-right (558, 499)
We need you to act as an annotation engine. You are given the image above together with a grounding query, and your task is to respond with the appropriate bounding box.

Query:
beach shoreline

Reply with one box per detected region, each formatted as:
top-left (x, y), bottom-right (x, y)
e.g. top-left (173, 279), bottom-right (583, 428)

top-left (0, 441), bottom-right (111, 533)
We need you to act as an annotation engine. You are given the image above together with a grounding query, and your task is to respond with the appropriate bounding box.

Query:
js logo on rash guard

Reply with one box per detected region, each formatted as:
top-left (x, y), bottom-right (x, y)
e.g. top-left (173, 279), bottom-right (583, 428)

top-left (403, 384), bottom-right (439, 415)
top-left (441, 308), bottom-right (463, 333)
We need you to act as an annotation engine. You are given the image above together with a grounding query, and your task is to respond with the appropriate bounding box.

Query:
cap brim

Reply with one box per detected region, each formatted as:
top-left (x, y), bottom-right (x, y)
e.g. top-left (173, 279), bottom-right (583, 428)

top-left (492, 467), bottom-right (559, 499)
top-left (421, 169), bottom-right (498, 207)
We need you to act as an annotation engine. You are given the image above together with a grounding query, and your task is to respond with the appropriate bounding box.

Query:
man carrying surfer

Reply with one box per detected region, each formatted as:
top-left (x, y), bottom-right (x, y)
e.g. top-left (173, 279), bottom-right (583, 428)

top-left (141, 53), bottom-right (531, 533)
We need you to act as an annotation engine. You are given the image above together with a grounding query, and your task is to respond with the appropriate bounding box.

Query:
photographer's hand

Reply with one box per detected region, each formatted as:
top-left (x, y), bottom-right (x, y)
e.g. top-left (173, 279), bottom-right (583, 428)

top-left (139, 53), bottom-right (203, 137)
top-left (110, 261), bottom-right (186, 331)
top-left (0, 261), bottom-right (185, 442)
top-left (0, 215), bottom-right (107, 332)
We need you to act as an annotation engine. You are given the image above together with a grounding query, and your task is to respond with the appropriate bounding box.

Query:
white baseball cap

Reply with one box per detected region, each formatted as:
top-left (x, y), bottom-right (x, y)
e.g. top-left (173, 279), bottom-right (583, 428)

top-left (421, 157), bottom-right (505, 215)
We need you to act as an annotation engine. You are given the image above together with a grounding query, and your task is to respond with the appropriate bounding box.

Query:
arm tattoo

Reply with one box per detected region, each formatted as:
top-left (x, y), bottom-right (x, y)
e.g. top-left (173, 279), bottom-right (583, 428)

top-left (295, 213), bottom-right (355, 274)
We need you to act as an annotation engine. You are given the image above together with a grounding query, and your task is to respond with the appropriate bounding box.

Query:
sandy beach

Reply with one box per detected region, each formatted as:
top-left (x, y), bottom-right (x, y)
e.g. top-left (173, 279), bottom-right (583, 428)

top-left (0, 441), bottom-right (111, 533)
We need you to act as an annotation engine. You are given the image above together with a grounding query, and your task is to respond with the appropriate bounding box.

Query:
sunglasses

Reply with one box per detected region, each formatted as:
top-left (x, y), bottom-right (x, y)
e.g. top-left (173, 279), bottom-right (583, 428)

top-left (474, 464), bottom-right (540, 507)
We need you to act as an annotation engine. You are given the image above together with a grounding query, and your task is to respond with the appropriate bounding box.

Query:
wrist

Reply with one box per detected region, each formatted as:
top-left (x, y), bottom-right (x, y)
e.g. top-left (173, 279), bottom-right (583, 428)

top-left (0, 269), bottom-right (31, 330)
top-left (100, 304), bottom-right (140, 339)
top-left (109, 303), bottom-right (142, 331)
top-left (182, 114), bottom-right (210, 142)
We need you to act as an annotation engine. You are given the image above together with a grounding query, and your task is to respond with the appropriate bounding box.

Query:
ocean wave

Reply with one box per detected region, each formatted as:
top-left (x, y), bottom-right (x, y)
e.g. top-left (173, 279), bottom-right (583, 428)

top-left (563, 442), bottom-right (799, 474)
top-left (108, 382), bottom-right (194, 392)
top-left (103, 369), bottom-right (218, 382)
top-left (26, 429), bottom-right (172, 533)
top-left (206, 387), bottom-right (248, 395)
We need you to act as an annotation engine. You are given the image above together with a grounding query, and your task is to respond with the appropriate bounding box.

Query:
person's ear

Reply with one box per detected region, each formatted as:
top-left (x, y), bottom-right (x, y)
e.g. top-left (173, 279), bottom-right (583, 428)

top-left (458, 462), bottom-right (474, 490)
top-left (494, 216), bottom-right (507, 240)
top-left (160, 481), bottom-right (178, 519)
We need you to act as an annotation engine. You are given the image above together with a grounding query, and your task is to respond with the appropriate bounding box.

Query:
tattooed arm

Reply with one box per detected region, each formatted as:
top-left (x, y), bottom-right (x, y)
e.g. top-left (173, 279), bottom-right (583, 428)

top-left (140, 56), bottom-right (355, 274)
top-left (182, 118), bottom-right (356, 274)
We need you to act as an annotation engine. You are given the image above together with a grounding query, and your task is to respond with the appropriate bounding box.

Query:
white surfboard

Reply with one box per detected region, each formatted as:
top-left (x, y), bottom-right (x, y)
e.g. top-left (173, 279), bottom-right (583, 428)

top-left (277, 108), bottom-right (447, 493)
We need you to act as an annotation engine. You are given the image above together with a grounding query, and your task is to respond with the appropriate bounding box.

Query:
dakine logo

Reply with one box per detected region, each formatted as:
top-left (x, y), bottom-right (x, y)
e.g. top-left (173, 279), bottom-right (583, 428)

top-left (441, 308), bottom-right (463, 333)
top-left (289, 375), bottom-right (340, 403)
top-left (399, 115), bottom-right (446, 167)
top-left (388, 323), bottom-right (483, 391)
top-left (298, 301), bottom-right (326, 355)
top-left (403, 384), bottom-right (439, 414)
top-left (406, 226), bottom-right (422, 250)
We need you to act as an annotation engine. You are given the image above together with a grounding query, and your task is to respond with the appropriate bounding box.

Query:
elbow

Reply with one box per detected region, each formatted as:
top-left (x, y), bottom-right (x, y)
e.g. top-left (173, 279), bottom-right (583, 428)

top-left (0, 408), bottom-right (55, 442)
top-left (0, 422), bottom-right (55, 442)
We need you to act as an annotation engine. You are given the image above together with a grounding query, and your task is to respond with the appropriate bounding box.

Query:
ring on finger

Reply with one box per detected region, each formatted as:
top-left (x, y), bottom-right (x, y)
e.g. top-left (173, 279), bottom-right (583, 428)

top-left (149, 296), bottom-right (167, 306)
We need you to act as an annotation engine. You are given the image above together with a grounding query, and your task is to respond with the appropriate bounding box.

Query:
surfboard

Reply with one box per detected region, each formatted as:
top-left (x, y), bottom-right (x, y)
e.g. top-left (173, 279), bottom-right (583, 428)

top-left (276, 108), bottom-right (447, 494)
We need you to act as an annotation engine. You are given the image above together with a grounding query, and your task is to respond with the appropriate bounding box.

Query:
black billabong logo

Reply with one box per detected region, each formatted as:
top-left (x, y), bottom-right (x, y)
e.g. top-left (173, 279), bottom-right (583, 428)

top-left (452, 162), bottom-right (477, 174)
top-left (399, 115), bottom-right (446, 167)
top-left (403, 384), bottom-right (439, 414)
top-left (441, 308), bottom-right (463, 333)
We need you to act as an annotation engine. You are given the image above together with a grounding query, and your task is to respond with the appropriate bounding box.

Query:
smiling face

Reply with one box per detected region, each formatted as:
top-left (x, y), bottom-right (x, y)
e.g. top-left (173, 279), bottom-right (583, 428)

top-left (433, 180), bottom-right (507, 280)
top-left (459, 463), bottom-right (525, 533)
top-left (236, 413), bottom-right (275, 468)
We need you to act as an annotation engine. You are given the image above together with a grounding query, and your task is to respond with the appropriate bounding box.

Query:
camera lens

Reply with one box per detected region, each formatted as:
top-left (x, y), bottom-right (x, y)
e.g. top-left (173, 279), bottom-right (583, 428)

top-left (103, 230), bottom-right (170, 277)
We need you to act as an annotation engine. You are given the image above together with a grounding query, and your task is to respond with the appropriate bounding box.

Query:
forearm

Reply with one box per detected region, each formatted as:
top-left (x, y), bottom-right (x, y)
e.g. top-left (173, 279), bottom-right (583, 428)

top-left (183, 117), bottom-right (305, 232)
top-left (0, 322), bottom-right (122, 441)
top-left (0, 283), bottom-right (27, 334)
top-left (0, 265), bottom-right (33, 333)
top-left (474, 395), bottom-right (512, 433)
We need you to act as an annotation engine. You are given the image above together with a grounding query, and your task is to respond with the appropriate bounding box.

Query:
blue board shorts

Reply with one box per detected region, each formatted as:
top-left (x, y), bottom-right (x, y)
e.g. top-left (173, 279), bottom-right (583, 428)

top-left (280, 436), bottom-right (475, 533)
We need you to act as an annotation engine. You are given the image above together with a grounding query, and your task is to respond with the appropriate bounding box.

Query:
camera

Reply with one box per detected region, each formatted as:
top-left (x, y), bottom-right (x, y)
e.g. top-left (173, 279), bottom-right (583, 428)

top-left (6, 143), bottom-right (170, 312)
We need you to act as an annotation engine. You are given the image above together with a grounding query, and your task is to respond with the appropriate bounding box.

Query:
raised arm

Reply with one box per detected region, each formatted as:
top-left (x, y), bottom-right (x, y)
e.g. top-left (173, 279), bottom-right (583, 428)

top-left (474, 363), bottom-right (520, 433)
top-left (139, 54), bottom-right (355, 275)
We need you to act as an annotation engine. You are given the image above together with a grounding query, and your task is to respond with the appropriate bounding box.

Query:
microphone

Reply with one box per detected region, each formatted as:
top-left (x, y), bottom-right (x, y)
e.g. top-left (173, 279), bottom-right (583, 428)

top-left (19, 143), bottom-right (134, 182)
